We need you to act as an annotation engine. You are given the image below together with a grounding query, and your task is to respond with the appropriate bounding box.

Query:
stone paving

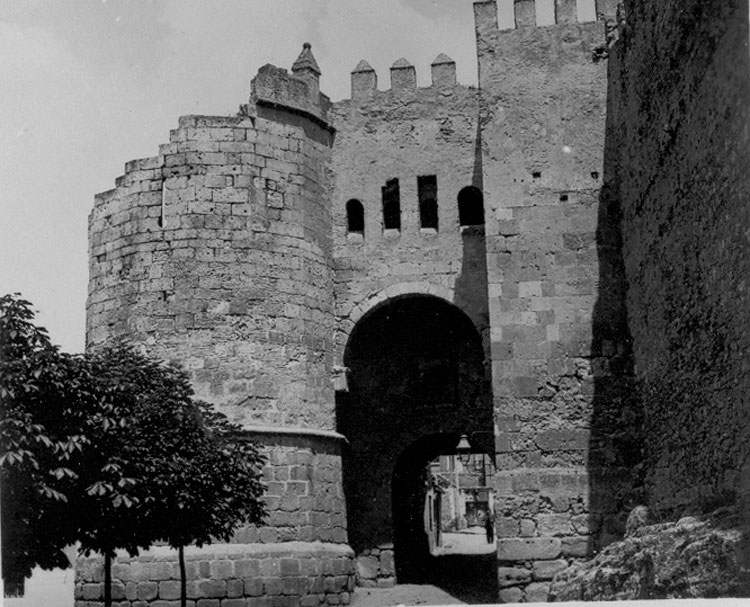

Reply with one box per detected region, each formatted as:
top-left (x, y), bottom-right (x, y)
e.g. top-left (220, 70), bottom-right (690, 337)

top-left (349, 584), bottom-right (464, 607)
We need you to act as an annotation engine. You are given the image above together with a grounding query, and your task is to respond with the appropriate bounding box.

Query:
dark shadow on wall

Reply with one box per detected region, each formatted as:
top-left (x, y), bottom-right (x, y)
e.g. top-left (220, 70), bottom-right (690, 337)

top-left (455, 115), bottom-right (492, 398)
top-left (586, 46), bottom-right (645, 556)
top-left (585, 3), bottom-right (750, 586)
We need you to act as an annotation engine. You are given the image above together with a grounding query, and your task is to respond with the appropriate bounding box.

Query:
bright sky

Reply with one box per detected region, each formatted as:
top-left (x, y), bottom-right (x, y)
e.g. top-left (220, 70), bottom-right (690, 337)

top-left (0, 0), bottom-right (481, 353)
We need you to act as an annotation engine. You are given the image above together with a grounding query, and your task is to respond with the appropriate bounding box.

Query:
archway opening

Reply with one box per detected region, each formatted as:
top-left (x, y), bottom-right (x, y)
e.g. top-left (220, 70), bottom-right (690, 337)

top-left (458, 186), bottom-right (485, 227)
top-left (346, 198), bottom-right (364, 235)
top-left (337, 295), bottom-right (495, 597)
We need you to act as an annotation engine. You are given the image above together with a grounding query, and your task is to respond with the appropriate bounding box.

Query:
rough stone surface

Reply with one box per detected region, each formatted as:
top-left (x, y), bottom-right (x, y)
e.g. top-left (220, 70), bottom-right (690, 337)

top-left (474, 7), bottom-right (641, 604)
top-left (549, 508), bottom-right (750, 600)
top-left (532, 559), bottom-right (568, 581)
top-left (611, 0), bottom-right (750, 515)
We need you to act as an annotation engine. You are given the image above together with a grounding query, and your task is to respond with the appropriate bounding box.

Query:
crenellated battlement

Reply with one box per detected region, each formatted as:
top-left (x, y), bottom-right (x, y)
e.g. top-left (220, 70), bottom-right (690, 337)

top-left (347, 53), bottom-right (462, 102)
top-left (474, 0), bottom-right (618, 31)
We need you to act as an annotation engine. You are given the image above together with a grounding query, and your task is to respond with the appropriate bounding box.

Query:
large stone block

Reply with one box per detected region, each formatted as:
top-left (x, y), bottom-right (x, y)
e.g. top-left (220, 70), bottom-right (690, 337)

top-left (562, 536), bottom-right (591, 557)
top-left (281, 558), bottom-right (301, 576)
top-left (82, 583), bottom-right (103, 600)
top-left (532, 559), bottom-right (569, 580)
top-left (497, 517), bottom-right (520, 537)
top-left (282, 577), bottom-right (306, 596)
top-left (138, 581), bottom-right (158, 601)
top-left (159, 580), bottom-right (181, 600)
top-left (244, 578), bottom-right (264, 597)
top-left (210, 559), bottom-right (234, 580)
top-left (151, 561), bottom-right (176, 581)
top-left (497, 566), bottom-right (532, 588)
top-left (499, 586), bottom-right (524, 603)
top-left (497, 538), bottom-right (562, 561)
top-left (355, 556), bottom-right (379, 580)
top-left (236, 559), bottom-right (261, 578)
top-left (227, 579), bottom-right (245, 598)
top-left (379, 550), bottom-right (395, 576)
top-left (196, 579), bottom-right (227, 598)
top-left (525, 581), bottom-right (551, 602)
top-left (537, 513), bottom-right (572, 536)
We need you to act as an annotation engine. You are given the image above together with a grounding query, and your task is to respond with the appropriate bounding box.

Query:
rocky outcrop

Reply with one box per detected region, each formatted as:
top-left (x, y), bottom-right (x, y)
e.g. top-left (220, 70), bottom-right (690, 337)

top-left (549, 507), bottom-right (750, 600)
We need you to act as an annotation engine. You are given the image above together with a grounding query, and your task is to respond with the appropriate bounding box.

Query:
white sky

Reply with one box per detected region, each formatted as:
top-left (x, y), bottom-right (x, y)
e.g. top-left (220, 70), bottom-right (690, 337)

top-left (0, 0), bottom-right (481, 353)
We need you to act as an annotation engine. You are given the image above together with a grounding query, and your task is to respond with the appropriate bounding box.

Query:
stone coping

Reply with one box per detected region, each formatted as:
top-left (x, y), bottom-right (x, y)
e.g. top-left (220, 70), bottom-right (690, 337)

top-left (242, 426), bottom-right (348, 444)
top-left (95, 541), bottom-right (354, 562)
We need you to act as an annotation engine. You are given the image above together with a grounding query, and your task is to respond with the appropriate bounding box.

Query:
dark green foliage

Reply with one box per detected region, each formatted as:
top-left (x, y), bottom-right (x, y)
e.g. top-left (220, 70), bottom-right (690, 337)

top-left (0, 294), bottom-right (267, 605)
top-left (0, 294), bottom-right (90, 586)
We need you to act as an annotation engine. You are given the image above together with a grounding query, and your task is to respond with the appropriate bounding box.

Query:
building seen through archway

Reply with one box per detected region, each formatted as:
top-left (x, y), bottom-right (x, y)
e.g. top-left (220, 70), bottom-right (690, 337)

top-left (425, 451), bottom-right (496, 557)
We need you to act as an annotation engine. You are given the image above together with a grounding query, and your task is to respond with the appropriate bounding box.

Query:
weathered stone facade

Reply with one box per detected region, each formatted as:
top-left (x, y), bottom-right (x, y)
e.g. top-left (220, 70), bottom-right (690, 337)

top-left (608, 0), bottom-right (750, 515)
top-left (83, 0), bottom-right (750, 603)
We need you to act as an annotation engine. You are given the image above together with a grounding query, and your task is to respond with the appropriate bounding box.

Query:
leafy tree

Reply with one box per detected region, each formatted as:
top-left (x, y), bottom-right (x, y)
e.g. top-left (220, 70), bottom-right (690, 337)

top-left (73, 345), bottom-right (199, 607)
top-left (1, 295), bottom-right (267, 607)
top-left (146, 400), bottom-right (267, 607)
top-left (76, 347), bottom-right (267, 607)
top-left (0, 294), bottom-right (90, 592)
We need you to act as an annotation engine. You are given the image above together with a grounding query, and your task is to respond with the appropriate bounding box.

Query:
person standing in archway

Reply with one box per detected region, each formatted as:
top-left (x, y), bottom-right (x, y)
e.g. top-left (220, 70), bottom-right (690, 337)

top-left (484, 508), bottom-right (494, 544)
top-left (476, 507), bottom-right (486, 529)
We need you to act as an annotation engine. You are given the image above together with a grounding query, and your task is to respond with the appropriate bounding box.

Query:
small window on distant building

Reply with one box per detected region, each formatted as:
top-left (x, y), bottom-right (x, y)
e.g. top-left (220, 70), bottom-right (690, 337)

top-left (346, 199), bottom-right (364, 234)
top-left (458, 186), bottom-right (484, 226)
top-left (382, 178), bottom-right (401, 231)
top-left (418, 175), bottom-right (438, 230)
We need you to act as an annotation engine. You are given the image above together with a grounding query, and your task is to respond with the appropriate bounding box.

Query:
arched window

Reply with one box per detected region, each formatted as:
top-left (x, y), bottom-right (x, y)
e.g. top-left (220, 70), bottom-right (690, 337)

top-left (382, 178), bottom-right (401, 231)
top-left (457, 186), bottom-right (484, 227)
top-left (346, 199), bottom-right (365, 235)
top-left (418, 175), bottom-right (438, 230)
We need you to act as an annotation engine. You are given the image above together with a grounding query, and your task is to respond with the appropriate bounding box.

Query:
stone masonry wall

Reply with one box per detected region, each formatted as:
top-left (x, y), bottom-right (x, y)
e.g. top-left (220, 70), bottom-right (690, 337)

top-left (74, 432), bottom-right (350, 607)
top-left (76, 542), bottom-right (354, 607)
top-left (474, 1), bottom-right (638, 601)
top-left (329, 59), bottom-right (488, 360)
top-left (84, 58), bottom-right (352, 607)
top-left (87, 110), bottom-right (335, 430)
top-left (328, 60), bottom-right (495, 585)
top-left (612, 0), bottom-right (750, 513)
top-left (255, 433), bottom-right (347, 546)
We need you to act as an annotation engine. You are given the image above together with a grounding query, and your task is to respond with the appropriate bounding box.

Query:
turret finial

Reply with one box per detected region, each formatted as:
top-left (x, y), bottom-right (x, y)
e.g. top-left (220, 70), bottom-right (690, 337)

top-left (292, 42), bottom-right (321, 76)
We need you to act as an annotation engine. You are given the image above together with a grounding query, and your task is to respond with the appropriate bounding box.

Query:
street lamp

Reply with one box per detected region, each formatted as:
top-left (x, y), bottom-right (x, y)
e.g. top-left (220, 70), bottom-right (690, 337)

top-left (456, 434), bottom-right (472, 466)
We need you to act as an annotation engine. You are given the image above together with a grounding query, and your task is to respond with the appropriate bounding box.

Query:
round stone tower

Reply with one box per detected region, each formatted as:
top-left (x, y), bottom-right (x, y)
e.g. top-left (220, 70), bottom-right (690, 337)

top-left (81, 45), bottom-right (354, 607)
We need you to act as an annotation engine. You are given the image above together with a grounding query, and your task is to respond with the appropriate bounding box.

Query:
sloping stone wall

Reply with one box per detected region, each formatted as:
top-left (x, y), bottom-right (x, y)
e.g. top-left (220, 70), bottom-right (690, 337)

top-left (612, 0), bottom-right (750, 513)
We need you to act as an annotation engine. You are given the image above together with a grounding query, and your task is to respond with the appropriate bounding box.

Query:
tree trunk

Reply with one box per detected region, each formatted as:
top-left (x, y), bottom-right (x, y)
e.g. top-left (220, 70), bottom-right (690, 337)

top-left (104, 551), bottom-right (112, 607)
top-left (179, 545), bottom-right (186, 607)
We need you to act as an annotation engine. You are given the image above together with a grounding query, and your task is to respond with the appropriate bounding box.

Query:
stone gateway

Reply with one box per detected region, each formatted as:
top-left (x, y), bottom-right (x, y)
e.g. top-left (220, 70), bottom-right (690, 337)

top-left (80, 0), bottom-right (750, 604)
